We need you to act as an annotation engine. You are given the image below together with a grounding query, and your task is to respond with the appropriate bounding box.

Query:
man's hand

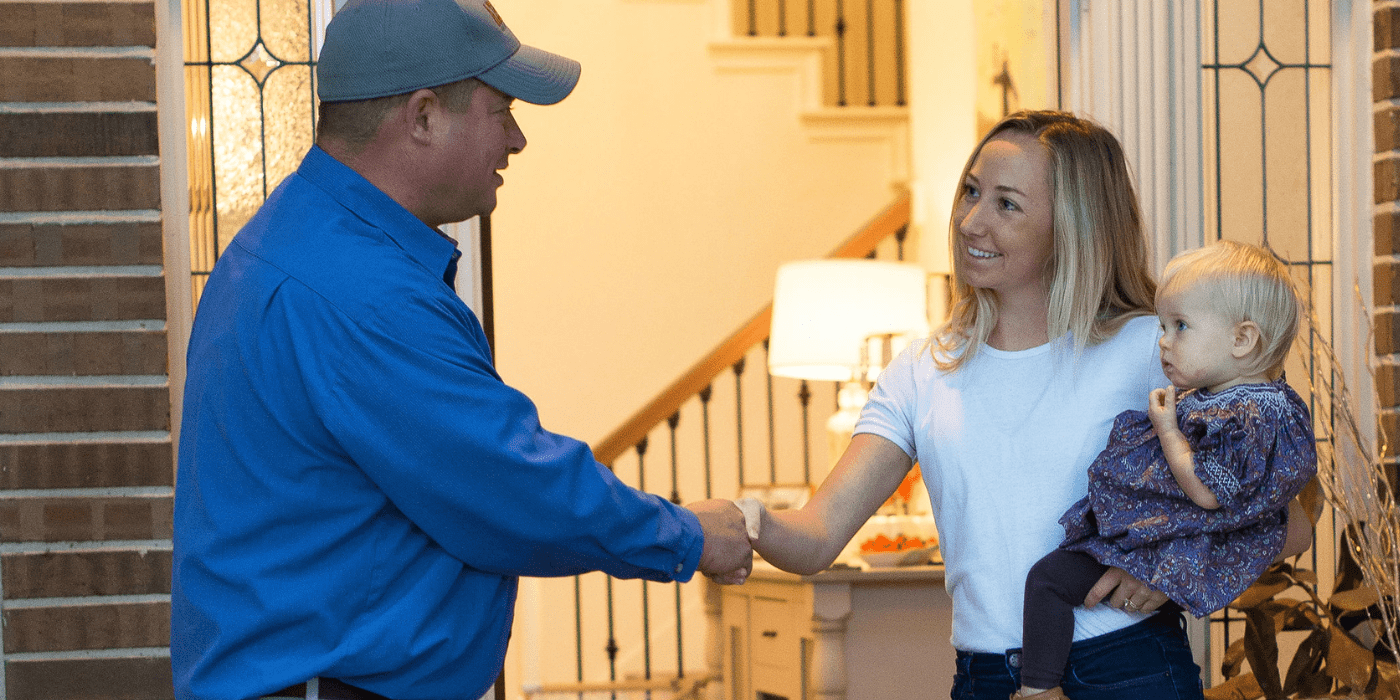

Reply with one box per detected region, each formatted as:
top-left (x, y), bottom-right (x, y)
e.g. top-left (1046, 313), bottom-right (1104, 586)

top-left (686, 499), bottom-right (754, 584)
top-left (1085, 566), bottom-right (1169, 614)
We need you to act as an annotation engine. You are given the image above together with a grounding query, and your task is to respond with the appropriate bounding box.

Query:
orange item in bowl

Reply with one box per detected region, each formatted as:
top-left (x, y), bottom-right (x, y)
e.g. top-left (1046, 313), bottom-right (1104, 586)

top-left (859, 534), bottom-right (927, 553)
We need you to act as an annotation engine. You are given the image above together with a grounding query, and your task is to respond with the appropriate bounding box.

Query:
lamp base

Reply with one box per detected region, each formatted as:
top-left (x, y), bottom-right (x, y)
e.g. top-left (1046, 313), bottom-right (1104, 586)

top-left (823, 380), bottom-right (870, 483)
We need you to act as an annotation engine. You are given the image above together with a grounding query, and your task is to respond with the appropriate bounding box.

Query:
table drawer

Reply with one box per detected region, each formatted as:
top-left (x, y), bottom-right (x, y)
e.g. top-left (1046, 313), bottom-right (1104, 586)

top-left (750, 595), bottom-right (802, 670)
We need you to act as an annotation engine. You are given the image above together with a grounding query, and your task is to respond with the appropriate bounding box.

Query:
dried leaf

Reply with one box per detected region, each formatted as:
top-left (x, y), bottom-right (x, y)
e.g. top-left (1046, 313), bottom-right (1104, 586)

top-left (1372, 659), bottom-right (1400, 700)
top-left (1292, 567), bottom-right (1318, 586)
top-left (1206, 672), bottom-right (1264, 700)
top-left (1244, 608), bottom-right (1284, 699)
top-left (1330, 586), bottom-right (1382, 612)
top-left (1233, 579), bottom-right (1294, 610)
top-left (1280, 601), bottom-right (1323, 631)
top-left (1298, 477), bottom-right (1323, 526)
top-left (1283, 628), bottom-right (1328, 696)
top-left (1222, 638), bottom-right (1248, 679)
top-left (1328, 625), bottom-right (1378, 692)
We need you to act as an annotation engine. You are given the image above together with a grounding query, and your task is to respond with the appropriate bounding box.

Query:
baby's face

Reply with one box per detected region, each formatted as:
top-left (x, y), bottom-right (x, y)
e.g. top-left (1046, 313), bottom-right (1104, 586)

top-left (1156, 287), bottom-right (1243, 392)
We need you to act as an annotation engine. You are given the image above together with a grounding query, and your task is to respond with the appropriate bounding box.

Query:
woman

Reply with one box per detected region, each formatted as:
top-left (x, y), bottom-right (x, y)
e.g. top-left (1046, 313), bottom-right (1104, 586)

top-left (751, 111), bottom-right (1310, 700)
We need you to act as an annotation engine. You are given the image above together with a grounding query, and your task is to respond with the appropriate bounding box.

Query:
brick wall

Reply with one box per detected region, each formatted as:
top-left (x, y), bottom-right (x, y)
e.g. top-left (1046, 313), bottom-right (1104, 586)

top-left (0, 1), bottom-right (175, 698)
top-left (1380, 3), bottom-right (1400, 478)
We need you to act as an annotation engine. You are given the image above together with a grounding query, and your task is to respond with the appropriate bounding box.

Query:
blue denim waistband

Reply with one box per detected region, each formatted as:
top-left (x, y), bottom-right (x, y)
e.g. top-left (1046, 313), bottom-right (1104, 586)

top-left (955, 609), bottom-right (1187, 672)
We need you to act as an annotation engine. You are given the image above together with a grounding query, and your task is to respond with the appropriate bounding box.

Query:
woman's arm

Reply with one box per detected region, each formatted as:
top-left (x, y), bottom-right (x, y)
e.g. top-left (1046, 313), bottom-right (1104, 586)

top-left (753, 433), bottom-right (914, 575)
top-left (1148, 387), bottom-right (1220, 509)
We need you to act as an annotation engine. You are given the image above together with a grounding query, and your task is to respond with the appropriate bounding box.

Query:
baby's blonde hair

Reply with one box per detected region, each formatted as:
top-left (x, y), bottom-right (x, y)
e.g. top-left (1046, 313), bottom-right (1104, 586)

top-left (1158, 240), bottom-right (1301, 378)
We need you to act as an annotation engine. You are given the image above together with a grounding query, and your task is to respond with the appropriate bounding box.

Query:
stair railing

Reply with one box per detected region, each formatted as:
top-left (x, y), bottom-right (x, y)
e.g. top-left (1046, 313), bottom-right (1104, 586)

top-left (734, 0), bottom-right (907, 108)
top-left (526, 191), bottom-right (912, 700)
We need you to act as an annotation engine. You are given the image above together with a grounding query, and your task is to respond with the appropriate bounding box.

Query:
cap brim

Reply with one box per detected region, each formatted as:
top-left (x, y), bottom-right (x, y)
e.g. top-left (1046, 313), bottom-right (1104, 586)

top-left (477, 44), bottom-right (581, 106)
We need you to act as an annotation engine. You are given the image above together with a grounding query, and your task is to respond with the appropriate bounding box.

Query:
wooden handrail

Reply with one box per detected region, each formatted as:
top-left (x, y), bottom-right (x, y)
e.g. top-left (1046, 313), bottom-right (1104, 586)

top-left (591, 189), bottom-right (912, 467)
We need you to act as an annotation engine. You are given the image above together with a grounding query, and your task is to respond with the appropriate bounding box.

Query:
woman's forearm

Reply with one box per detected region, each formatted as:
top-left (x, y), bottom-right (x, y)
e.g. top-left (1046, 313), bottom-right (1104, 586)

top-left (752, 433), bottom-right (914, 576)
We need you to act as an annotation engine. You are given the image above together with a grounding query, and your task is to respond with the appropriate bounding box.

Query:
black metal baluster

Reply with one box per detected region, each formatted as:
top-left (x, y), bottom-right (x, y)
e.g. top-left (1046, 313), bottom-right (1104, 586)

top-left (894, 0), bottom-right (906, 106)
top-left (747, 0), bottom-right (757, 35)
top-left (700, 385), bottom-right (714, 499)
top-left (807, 0), bottom-right (815, 36)
top-left (764, 340), bottom-right (777, 484)
top-left (734, 358), bottom-right (747, 486)
top-left (895, 224), bottom-right (907, 261)
top-left (606, 574), bottom-right (618, 700)
top-left (799, 380), bottom-right (812, 484)
top-left (574, 575), bottom-right (584, 700)
top-left (668, 413), bottom-right (682, 505)
top-left (667, 412), bottom-right (684, 680)
top-left (865, 0), bottom-right (876, 106)
top-left (636, 438), bottom-right (652, 695)
top-left (778, 0), bottom-right (787, 36)
top-left (835, 0), bottom-right (847, 106)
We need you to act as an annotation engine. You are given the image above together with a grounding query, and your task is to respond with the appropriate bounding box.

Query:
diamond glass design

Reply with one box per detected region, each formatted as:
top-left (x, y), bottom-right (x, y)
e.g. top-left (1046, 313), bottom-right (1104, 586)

top-left (1240, 44), bottom-right (1282, 87)
top-left (239, 41), bottom-right (282, 85)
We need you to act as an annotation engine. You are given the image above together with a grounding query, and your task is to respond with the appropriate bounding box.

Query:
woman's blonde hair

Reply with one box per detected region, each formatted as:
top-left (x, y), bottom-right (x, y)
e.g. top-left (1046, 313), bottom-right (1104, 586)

top-left (1159, 240), bottom-right (1301, 379)
top-left (931, 110), bottom-right (1157, 371)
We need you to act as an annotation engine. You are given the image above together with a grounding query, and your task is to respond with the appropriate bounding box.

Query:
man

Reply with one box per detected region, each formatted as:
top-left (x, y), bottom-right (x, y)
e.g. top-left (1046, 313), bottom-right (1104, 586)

top-left (170, 1), bottom-right (753, 698)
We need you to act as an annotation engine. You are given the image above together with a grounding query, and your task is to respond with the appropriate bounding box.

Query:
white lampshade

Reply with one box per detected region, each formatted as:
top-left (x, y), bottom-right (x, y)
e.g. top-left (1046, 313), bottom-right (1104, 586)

top-left (768, 260), bottom-right (929, 381)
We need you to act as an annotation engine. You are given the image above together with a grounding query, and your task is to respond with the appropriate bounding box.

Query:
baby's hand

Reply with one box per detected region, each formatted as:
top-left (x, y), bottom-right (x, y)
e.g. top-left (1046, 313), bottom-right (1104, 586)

top-left (1147, 386), bottom-right (1179, 435)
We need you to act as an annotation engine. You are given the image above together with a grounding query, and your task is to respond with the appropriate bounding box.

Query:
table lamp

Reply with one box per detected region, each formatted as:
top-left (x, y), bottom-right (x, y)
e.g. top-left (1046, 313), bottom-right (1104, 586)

top-left (767, 260), bottom-right (929, 483)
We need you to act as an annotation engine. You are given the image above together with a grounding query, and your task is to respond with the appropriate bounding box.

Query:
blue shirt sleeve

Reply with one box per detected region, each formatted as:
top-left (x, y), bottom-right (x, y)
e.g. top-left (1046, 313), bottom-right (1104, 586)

top-left (302, 282), bottom-right (703, 582)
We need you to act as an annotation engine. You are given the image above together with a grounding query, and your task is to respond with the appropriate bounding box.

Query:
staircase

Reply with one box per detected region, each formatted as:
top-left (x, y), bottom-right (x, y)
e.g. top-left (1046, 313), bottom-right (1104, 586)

top-left (0, 2), bottom-right (176, 698)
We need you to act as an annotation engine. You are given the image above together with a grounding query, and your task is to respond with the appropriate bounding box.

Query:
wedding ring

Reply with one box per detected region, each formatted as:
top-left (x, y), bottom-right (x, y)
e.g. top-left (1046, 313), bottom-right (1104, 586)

top-left (1123, 600), bottom-right (1137, 610)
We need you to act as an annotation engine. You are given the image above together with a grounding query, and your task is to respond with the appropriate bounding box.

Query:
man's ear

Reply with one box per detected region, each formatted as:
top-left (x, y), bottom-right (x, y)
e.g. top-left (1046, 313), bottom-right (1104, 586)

top-left (1231, 321), bottom-right (1261, 359)
top-left (403, 88), bottom-right (442, 146)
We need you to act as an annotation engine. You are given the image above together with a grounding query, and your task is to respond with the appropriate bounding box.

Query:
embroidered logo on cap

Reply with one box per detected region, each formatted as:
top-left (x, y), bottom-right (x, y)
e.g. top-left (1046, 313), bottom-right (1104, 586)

top-left (482, 0), bottom-right (504, 28)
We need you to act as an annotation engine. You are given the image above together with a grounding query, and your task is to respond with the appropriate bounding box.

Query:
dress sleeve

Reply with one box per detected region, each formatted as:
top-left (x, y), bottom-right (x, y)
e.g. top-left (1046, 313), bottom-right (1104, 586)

top-left (315, 290), bottom-right (703, 583)
top-left (1186, 387), bottom-right (1317, 518)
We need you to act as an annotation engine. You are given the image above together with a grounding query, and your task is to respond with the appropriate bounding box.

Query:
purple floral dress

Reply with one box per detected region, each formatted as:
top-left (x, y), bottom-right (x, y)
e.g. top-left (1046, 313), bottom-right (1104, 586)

top-left (1058, 376), bottom-right (1316, 617)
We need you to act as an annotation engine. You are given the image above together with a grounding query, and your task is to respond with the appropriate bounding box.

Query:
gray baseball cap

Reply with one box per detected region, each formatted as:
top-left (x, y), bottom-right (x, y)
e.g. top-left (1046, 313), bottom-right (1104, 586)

top-left (317, 0), bottom-right (581, 105)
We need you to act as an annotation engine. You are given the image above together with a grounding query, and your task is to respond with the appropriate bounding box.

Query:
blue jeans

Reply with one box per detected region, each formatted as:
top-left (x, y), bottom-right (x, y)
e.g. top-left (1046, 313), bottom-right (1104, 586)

top-left (951, 611), bottom-right (1204, 700)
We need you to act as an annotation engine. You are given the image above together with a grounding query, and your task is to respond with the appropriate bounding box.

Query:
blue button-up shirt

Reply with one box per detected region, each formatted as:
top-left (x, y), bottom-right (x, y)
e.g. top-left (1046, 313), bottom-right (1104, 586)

top-left (172, 146), bottom-right (704, 700)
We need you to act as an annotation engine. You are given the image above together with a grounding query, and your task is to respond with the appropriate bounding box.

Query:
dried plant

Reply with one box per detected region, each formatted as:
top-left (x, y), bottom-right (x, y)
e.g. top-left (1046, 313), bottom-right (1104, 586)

top-left (1206, 286), bottom-right (1399, 700)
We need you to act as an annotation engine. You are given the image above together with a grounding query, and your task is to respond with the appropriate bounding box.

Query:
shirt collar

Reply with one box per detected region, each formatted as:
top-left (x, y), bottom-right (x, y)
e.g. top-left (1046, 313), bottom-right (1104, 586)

top-left (298, 145), bottom-right (461, 285)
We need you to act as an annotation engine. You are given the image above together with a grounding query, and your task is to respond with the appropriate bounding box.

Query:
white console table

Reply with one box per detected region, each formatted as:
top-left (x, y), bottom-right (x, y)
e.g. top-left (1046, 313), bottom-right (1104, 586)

top-left (716, 563), bottom-right (955, 700)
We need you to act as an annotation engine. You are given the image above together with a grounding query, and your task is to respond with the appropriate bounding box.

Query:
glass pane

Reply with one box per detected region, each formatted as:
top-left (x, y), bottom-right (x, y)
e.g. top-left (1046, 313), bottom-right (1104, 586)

top-left (184, 0), bottom-right (210, 63)
top-left (1263, 68), bottom-right (1311, 258)
top-left (263, 0), bottom-right (312, 62)
top-left (1211, 0), bottom-right (1261, 65)
top-left (1213, 70), bottom-right (1264, 244)
top-left (209, 0), bottom-right (260, 63)
top-left (186, 64), bottom-right (217, 276)
top-left (212, 64), bottom-right (266, 253)
top-left (1261, 0), bottom-right (1306, 65)
top-left (262, 65), bottom-right (315, 192)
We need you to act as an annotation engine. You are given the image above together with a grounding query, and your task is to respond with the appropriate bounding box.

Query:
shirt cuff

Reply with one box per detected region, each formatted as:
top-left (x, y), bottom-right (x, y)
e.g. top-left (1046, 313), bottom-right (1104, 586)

top-left (671, 505), bottom-right (705, 583)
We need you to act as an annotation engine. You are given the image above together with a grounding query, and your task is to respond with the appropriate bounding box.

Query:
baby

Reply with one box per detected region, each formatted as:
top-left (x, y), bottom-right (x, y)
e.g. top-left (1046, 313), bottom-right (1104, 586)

top-left (1016, 240), bottom-right (1317, 700)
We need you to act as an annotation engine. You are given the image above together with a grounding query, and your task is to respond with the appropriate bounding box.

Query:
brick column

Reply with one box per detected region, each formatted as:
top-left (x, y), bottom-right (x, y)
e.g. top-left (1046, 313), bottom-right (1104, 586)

top-left (1379, 4), bottom-right (1400, 481)
top-left (0, 2), bottom-right (175, 698)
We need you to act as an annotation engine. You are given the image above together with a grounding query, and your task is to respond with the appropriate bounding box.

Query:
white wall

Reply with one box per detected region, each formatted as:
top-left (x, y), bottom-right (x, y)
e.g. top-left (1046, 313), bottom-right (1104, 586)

top-left (487, 0), bottom-right (905, 448)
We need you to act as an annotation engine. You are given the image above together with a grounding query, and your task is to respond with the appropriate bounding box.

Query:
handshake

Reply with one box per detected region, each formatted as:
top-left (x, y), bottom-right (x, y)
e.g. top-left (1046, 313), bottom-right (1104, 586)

top-left (685, 498), bottom-right (764, 585)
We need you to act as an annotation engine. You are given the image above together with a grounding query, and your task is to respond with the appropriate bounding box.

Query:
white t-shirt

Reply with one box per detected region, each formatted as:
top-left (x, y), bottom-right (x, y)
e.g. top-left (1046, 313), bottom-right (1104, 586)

top-left (856, 315), bottom-right (1170, 653)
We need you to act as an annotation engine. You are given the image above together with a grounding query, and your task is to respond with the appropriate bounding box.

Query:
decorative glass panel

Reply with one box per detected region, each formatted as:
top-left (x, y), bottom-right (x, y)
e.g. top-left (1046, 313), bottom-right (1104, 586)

top-left (1200, 0), bottom-right (1334, 676)
top-left (184, 0), bottom-right (321, 308)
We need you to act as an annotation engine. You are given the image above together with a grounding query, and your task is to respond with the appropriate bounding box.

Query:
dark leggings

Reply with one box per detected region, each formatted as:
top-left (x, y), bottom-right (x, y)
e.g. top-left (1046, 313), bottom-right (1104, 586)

top-left (1021, 549), bottom-right (1110, 690)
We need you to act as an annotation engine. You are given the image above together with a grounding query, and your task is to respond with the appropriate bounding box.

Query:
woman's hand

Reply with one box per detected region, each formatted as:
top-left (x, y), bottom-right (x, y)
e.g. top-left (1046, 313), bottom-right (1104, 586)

top-left (1084, 566), bottom-right (1169, 614)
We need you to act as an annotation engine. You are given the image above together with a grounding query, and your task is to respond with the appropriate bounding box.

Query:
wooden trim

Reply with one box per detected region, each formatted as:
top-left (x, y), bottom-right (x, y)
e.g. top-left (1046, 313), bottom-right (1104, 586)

top-left (591, 190), bottom-right (911, 467)
top-left (528, 672), bottom-right (716, 696)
